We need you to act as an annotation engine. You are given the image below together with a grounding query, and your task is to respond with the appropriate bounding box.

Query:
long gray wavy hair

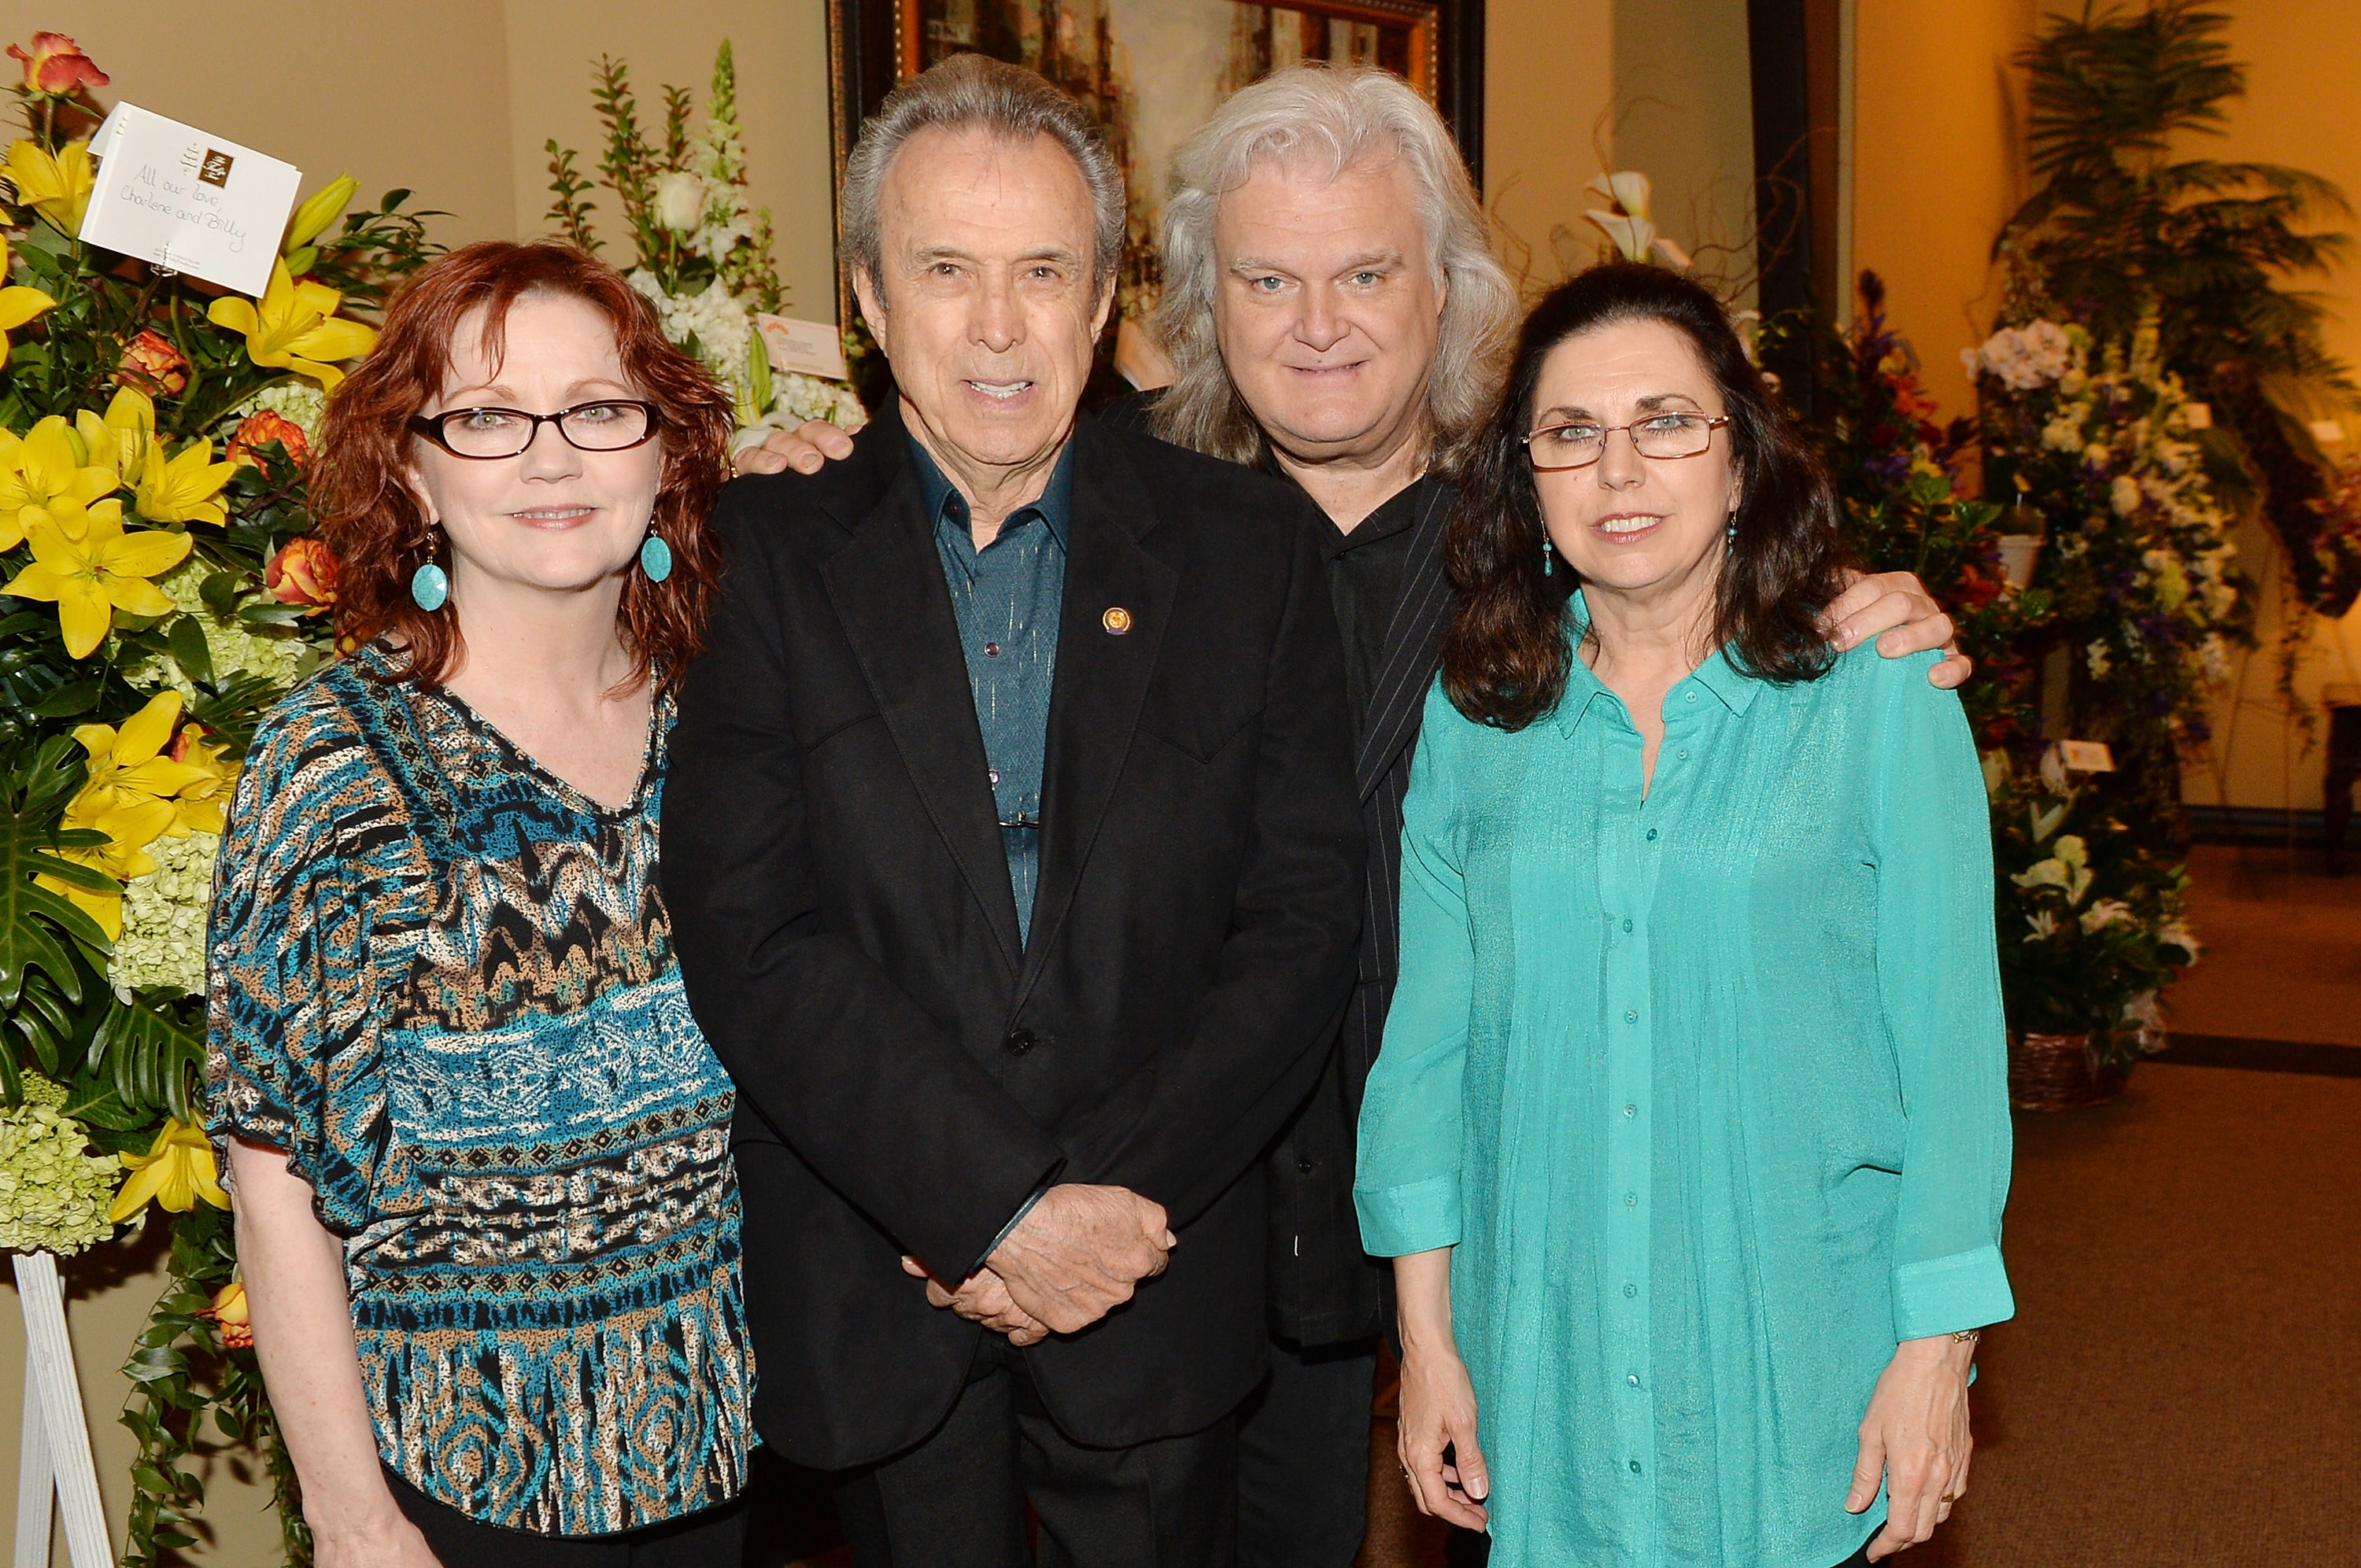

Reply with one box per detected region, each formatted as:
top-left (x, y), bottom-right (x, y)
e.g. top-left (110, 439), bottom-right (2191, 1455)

top-left (1151, 65), bottom-right (1517, 474)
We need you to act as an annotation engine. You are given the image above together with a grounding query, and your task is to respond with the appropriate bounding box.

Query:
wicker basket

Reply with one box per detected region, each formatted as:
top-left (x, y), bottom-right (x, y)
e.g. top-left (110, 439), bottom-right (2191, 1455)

top-left (2008, 1031), bottom-right (2127, 1111)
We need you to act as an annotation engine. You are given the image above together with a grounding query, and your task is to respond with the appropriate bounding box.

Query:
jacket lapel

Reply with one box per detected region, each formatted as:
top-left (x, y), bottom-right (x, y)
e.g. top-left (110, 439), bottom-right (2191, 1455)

top-left (1017, 420), bottom-right (1177, 1002)
top-left (818, 441), bottom-right (1026, 976)
top-left (1354, 475), bottom-right (1454, 800)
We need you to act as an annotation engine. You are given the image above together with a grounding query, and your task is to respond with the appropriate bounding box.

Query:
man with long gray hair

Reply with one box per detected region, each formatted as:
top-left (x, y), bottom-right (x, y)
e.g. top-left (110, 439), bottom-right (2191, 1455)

top-left (744, 62), bottom-right (1965, 1567)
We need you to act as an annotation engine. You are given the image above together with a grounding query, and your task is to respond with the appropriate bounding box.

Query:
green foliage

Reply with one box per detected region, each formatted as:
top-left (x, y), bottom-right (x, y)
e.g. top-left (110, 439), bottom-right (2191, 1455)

top-left (543, 141), bottom-right (600, 253)
top-left (2001, 0), bottom-right (2355, 602)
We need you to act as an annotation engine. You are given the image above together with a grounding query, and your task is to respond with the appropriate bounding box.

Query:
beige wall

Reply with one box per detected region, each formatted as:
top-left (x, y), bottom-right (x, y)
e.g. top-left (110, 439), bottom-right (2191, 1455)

top-left (1483, 1), bottom-right (1617, 294)
top-left (1849, 0), bottom-right (2038, 425)
top-left (1609, 0), bottom-right (1757, 307)
top-left (41, 1), bottom-right (839, 315)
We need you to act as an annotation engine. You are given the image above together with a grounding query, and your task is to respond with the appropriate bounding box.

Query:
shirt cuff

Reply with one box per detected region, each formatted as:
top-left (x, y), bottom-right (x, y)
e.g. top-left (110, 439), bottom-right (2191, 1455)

top-left (972, 1180), bottom-right (1052, 1277)
top-left (1354, 1173), bottom-right (1462, 1258)
top-left (1892, 1243), bottom-right (2015, 1341)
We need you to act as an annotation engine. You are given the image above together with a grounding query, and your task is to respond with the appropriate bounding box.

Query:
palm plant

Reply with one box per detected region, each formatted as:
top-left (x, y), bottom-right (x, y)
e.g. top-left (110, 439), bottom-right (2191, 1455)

top-left (1997, 0), bottom-right (2354, 603)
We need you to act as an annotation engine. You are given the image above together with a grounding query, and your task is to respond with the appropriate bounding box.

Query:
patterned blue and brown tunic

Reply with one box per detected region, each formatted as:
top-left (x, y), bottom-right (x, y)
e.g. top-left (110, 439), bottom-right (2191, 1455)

top-left (205, 640), bottom-right (752, 1536)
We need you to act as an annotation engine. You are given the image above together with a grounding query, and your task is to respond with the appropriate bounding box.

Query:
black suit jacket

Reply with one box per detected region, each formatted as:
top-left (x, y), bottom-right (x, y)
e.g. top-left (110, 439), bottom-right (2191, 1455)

top-left (662, 400), bottom-right (1365, 1470)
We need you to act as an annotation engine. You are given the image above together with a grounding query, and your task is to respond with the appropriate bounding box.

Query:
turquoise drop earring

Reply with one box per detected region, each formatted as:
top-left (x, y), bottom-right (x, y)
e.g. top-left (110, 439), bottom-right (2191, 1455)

top-left (1541, 539), bottom-right (1554, 577)
top-left (640, 530), bottom-right (674, 583)
top-left (410, 562), bottom-right (449, 611)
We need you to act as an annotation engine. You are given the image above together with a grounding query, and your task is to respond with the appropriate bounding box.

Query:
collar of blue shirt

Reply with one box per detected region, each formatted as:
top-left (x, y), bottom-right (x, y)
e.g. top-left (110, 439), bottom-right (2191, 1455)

top-left (907, 434), bottom-right (1076, 572)
top-left (1554, 588), bottom-right (1763, 736)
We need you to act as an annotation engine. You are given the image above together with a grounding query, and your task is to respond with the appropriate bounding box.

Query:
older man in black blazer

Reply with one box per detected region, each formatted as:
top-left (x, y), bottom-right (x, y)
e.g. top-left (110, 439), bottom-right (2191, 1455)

top-left (663, 53), bottom-right (1362, 1568)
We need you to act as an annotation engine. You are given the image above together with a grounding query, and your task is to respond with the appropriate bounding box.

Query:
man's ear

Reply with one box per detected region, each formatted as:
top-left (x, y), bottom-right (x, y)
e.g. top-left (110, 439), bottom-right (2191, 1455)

top-left (1089, 270), bottom-right (1118, 340)
top-left (852, 269), bottom-right (890, 358)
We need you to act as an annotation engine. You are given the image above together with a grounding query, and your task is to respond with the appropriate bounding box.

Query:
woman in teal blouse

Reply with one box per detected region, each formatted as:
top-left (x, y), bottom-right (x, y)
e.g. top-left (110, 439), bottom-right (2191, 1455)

top-left (1355, 263), bottom-right (2013, 1568)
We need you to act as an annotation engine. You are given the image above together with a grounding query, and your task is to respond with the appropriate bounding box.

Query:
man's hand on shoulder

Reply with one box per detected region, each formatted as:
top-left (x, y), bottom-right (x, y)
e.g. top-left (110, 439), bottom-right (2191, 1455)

top-left (736, 419), bottom-right (858, 476)
top-left (985, 1183), bottom-right (1175, 1336)
top-left (1820, 569), bottom-right (1972, 689)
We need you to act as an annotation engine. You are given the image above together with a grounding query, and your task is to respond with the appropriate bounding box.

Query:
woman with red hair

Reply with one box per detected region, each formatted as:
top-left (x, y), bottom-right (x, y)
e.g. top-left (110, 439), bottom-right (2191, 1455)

top-left (205, 241), bottom-right (751, 1567)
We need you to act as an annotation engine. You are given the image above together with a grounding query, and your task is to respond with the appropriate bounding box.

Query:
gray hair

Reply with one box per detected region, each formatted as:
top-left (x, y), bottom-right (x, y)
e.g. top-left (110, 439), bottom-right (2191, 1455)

top-left (1153, 65), bottom-right (1517, 474)
top-left (840, 53), bottom-right (1126, 303)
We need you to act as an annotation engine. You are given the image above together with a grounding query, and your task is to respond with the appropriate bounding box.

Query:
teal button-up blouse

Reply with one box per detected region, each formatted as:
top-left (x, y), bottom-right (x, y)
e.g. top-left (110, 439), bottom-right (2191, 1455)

top-left (1355, 616), bottom-right (2014, 1568)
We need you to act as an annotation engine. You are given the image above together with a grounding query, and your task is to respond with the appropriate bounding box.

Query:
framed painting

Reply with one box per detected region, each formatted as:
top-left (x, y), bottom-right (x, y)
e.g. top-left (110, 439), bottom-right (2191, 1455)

top-left (827, 0), bottom-right (1483, 323)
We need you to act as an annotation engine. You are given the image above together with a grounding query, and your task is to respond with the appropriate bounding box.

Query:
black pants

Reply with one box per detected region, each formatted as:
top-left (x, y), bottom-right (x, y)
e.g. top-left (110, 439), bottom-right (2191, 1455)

top-left (832, 1336), bottom-right (1239, 1568)
top-left (386, 1466), bottom-right (747, 1567)
top-left (1235, 1337), bottom-right (1379, 1568)
top-left (1447, 1522), bottom-right (1883, 1566)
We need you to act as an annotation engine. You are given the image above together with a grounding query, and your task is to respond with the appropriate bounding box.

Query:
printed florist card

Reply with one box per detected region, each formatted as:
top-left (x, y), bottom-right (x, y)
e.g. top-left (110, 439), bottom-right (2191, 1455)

top-left (79, 104), bottom-right (301, 297)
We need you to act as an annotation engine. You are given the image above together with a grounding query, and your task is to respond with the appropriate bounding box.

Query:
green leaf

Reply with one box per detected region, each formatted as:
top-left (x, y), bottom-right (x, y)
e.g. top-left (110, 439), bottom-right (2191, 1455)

top-left (167, 615), bottom-right (215, 686)
top-left (0, 813), bottom-right (109, 1013)
top-left (89, 991), bottom-right (207, 1123)
top-left (29, 680), bottom-right (101, 718)
top-left (199, 570), bottom-right (242, 621)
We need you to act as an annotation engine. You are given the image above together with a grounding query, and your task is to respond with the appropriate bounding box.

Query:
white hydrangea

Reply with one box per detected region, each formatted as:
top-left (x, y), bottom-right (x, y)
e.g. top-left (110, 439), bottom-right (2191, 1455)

top-left (1965, 319), bottom-right (2075, 390)
top-left (0, 1075), bottom-right (121, 1256)
top-left (630, 271), bottom-right (755, 400)
top-left (112, 832), bottom-right (220, 996)
top-left (124, 560), bottom-right (310, 701)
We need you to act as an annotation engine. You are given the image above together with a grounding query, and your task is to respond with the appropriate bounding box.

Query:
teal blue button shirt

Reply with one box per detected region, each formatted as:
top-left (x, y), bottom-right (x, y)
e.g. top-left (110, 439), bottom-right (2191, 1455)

top-left (1355, 608), bottom-right (2014, 1568)
top-left (912, 438), bottom-right (1072, 940)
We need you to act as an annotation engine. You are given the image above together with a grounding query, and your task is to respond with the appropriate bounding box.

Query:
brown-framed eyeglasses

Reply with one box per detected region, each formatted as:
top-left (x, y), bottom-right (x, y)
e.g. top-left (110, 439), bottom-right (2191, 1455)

top-left (1522, 413), bottom-right (1730, 472)
top-left (408, 400), bottom-right (661, 460)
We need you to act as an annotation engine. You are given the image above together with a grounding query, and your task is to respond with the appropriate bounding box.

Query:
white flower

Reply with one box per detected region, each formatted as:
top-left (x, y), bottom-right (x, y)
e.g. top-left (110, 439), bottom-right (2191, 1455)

top-left (2079, 898), bottom-right (2136, 934)
top-left (2159, 920), bottom-right (2202, 961)
top-left (2110, 474), bottom-right (2142, 515)
top-left (0, 1076), bottom-right (121, 1256)
top-left (2086, 640), bottom-right (2112, 677)
top-left (2041, 411), bottom-right (2086, 452)
top-left (653, 170), bottom-right (708, 233)
top-left (2023, 910), bottom-right (2060, 941)
top-left (233, 381), bottom-right (330, 447)
top-left (2082, 441), bottom-right (2113, 468)
top-left (1968, 320), bottom-right (2075, 389)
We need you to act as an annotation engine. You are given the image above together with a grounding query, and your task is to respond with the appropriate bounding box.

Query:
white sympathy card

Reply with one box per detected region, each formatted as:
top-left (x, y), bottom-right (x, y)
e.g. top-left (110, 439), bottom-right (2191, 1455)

top-left (757, 313), bottom-right (849, 381)
top-left (78, 104), bottom-right (301, 297)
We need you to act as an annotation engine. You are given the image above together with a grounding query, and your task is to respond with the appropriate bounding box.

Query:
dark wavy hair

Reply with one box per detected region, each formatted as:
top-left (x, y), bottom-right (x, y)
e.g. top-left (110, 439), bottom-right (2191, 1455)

top-left (1440, 262), bottom-right (1846, 730)
top-left (318, 240), bottom-right (735, 695)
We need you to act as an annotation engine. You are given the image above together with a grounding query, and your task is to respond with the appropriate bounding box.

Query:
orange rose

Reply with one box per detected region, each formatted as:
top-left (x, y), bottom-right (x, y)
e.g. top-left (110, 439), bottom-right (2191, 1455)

top-left (227, 409), bottom-right (311, 471)
top-left (265, 536), bottom-right (341, 614)
top-left (116, 330), bottom-right (188, 396)
top-left (201, 1281), bottom-right (253, 1351)
top-left (6, 33), bottom-right (107, 96)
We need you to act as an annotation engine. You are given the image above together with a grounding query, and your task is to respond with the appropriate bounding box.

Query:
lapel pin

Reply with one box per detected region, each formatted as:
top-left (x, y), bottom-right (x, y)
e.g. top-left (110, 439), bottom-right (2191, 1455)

top-left (1102, 606), bottom-right (1133, 635)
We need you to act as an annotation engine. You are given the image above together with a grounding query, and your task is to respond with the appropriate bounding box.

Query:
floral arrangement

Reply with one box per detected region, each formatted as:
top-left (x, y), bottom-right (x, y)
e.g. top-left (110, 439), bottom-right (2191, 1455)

top-left (1968, 293), bottom-right (2253, 839)
top-left (2, 31), bottom-right (434, 1565)
top-left (2302, 456), bottom-right (2361, 620)
top-left (543, 42), bottom-right (866, 445)
top-left (1987, 746), bottom-right (2198, 1068)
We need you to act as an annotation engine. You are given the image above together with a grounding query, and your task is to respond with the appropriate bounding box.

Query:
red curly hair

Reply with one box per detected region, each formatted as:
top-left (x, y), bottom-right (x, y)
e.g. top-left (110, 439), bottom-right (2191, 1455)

top-left (318, 240), bottom-right (735, 695)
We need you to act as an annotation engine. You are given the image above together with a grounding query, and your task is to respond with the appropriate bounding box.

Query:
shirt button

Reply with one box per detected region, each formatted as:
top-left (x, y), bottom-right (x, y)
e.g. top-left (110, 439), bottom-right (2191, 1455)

top-left (1646, 828), bottom-right (1658, 841)
top-left (1677, 748), bottom-right (1688, 760)
top-left (1624, 1009), bottom-right (1637, 1024)
top-left (1624, 1283), bottom-right (1638, 1297)
top-left (1630, 1459), bottom-right (1643, 1474)
top-left (984, 641), bottom-right (1002, 657)
top-left (1628, 1374), bottom-right (1640, 1386)
top-left (1624, 1193), bottom-right (1636, 1207)
top-left (1684, 691), bottom-right (1697, 703)
top-left (1624, 1104), bottom-right (1636, 1117)
top-left (1622, 918), bottom-right (1634, 933)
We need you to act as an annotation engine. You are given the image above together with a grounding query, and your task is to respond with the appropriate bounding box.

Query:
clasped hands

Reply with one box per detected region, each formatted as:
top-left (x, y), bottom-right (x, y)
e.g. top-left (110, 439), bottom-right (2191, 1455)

top-left (900, 1182), bottom-right (1175, 1346)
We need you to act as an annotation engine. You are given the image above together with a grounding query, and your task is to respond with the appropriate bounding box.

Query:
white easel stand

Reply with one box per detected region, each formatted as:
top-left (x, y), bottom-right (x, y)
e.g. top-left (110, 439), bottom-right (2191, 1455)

top-left (11, 1253), bottom-right (113, 1568)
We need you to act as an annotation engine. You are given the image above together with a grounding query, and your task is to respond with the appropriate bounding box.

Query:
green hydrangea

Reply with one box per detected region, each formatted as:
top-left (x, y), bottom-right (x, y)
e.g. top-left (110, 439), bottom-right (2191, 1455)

top-left (0, 1076), bottom-right (123, 1256)
top-left (113, 831), bottom-right (220, 996)
top-left (125, 560), bottom-right (310, 700)
top-left (235, 380), bottom-right (330, 447)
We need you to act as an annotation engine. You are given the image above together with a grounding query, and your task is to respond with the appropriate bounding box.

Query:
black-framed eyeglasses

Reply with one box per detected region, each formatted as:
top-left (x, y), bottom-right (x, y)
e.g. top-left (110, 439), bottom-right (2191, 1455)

top-left (407, 400), bottom-right (661, 459)
top-left (1521, 413), bottom-right (1729, 472)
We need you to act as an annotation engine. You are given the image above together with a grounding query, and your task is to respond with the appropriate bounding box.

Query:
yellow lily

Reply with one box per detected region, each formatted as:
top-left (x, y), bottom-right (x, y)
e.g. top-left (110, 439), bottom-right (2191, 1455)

top-left (164, 724), bottom-right (241, 836)
top-left (3, 138), bottom-right (94, 234)
top-left (0, 238), bottom-right (54, 369)
top-left (35, 791), bottom-right (172, 940)
top-left (106, 1119), bottom-right (230, 1222)
top-left (76, 387), bottom-right (155, 487)
top-left (281, 173), bottom-right (357, 274)
top-left (68, 691), bottom-right (211, 821)
top-left (205, 259), bottom-right (378, 390)
top-left (2, 499), bottom-right (192, 658)
top-left (133, 434), bottom-right (236, 527)
top-left (0, 415), bottom-right (120, 551)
